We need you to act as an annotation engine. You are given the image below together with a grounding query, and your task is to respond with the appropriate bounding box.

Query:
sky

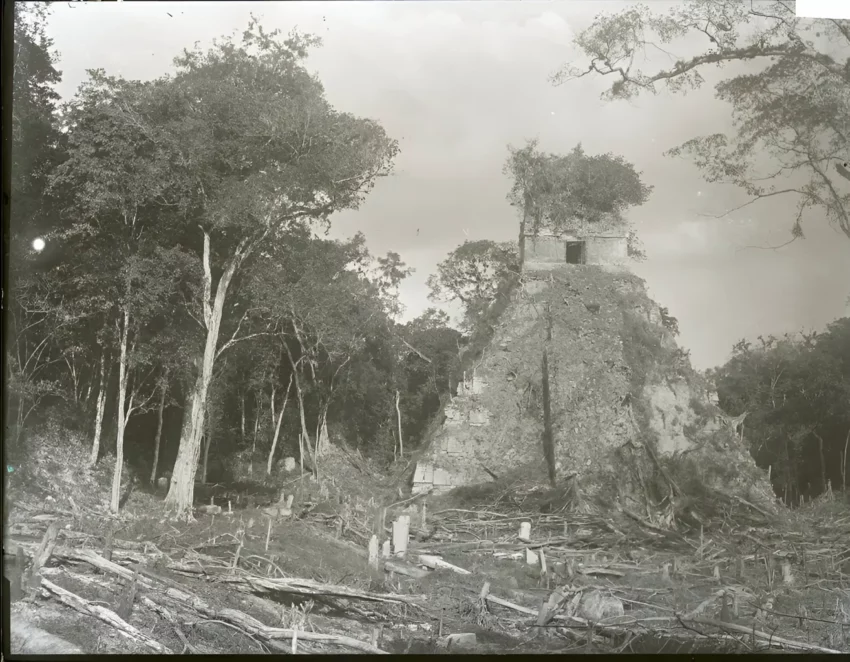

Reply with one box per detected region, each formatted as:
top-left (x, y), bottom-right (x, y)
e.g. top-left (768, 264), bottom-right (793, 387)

top-left (43, 1), bottom-right (850, 370)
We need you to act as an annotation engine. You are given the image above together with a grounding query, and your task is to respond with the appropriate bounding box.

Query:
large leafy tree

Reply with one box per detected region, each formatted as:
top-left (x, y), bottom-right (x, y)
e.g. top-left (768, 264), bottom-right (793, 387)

top-left (7, 3), bottom-right (67, 445)
top-left (427, 240), bottom-right (519, 329)
top-left (11, 2), bottom-right (63, 250)
top-left (244, 231), bottom-right (394, 470)
top-left (53, 20), bottom-right (398, 516)
top-left (555, 1), bottom-right (850, 242)
top-left (398, 309), bottom-right (464, 447)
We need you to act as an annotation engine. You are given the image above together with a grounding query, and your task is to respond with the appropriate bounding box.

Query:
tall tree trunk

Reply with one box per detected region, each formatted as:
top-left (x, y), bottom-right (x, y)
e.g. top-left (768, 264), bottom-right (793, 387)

top-left (267, 374), bottom-right (293, 475)
top-left (270, 384), bottom-right (277, 446)
top-left (395, 389), bottom-right (403, 460)
top-left (317, 409), bottom-right (330, 457)
top-left (843, 426), bottom-right (850, 492)
top-left (89, 351), bottom-right (108, 467)
top-left (813, 430), bottom-right (827, 493)
top-left (165, 232), bottom-right (247, 517)
top-left (518, 194), bottom-right (530, 271)
top-left (284, 344), bottom-right (314, 473)
top-left (240, 393), bottom-right (246, 445)
top-left (149, 370), bottom-right (168, 484)
top-left (110, 311), bottom-right (131, 513)
top-left (293, 367), bottom-right (314, 472)
top-left (201, 399), bottom-right (213, 484)
top-left (83, 362), bottom-right (96, 405)
top-left (251, 392), bottom-right (262, 477)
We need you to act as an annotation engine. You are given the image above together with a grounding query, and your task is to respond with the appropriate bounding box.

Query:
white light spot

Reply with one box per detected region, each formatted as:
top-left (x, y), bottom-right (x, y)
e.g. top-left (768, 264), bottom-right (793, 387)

top-left (696, 191), bottom-right (703, 197)
top-left (32, 237), bottom-right (45, 252)
top-left (551, 111), bottom-right (556, 115)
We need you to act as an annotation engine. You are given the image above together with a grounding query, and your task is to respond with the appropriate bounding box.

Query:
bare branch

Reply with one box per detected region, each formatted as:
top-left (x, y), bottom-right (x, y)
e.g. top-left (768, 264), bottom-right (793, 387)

top-left (734, 235), bottom-right (801, 253)
top-left (695, 188), bottom-right (806, 219)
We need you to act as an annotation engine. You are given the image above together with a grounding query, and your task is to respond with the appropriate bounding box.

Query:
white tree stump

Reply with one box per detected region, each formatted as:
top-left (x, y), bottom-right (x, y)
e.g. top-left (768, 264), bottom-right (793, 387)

top-left (368, 535), bottom-right (379, 570)
top-left (392, 515), bottom-right (410, 558)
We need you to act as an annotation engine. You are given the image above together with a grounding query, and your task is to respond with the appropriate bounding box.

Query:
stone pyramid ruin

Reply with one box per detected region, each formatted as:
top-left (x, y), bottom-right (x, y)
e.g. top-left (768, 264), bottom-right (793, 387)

top-left (412, 232), bottom-right (775, 520)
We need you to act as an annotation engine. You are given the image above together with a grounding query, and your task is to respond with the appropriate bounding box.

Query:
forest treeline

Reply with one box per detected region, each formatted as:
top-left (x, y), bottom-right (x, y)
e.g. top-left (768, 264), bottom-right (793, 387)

top-left (8, 7), bottom-right (472, 515)
top-left (9, 5), bottom-right (846, 518)
top-left (709, 319), bottom-right (850, 505)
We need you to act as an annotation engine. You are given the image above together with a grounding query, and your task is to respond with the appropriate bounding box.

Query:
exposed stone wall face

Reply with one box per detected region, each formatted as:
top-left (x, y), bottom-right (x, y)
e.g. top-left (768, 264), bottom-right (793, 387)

top-left (414, 267), bottom-right (647, 494)
top-left (413, 266), bottom-right (774, 510)
top-left (525, 236), bottom-right (568, 271)
top-left (585, 235), bottom-right (628, 266)
top-left (524, 233), bottom-right (628, 271)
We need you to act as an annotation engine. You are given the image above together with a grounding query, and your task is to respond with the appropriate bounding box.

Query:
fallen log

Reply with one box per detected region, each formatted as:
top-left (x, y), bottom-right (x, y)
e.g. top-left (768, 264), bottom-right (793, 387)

top-left (207, 574), bottom-right (425, 607)
top-left (676, 616), bottom-right (843, 655)
top-left (14, 539), bottom-right (423, 611)
top-left (385, 559), bottom-right (429, 579)
top-left (40, 578), bottom-right (173, 654)
top-left (162, 586), bottom-right (388, 654)
top-left (26, 522), bottom-right (60, 595)
top-left (418, 554), bottom-right (471, 575)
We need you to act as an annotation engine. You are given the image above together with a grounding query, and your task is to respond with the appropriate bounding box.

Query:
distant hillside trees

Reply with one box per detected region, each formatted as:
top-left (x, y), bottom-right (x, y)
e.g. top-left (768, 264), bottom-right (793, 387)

top-left (710, 318), bottom-right (850, 503)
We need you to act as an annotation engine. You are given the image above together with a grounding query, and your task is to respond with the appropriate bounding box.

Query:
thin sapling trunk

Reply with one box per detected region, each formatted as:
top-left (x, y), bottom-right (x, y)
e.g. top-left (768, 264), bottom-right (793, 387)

top-left (89, 351), bottom-right (109, 467)
top-left (395, 389), bottom-right (403, 460)
top-left (149, 370), bottom-right (168, 484)
top-left (110, 310), bottom-right (131, 513)
top-left (267, 374), bottom-right (292, 475)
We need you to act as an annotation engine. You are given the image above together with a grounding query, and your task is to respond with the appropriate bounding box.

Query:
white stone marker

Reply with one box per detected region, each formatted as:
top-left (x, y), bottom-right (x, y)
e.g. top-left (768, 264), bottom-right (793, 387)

top-left (368, 535), bottom-right (379, 569)
top-left (518, 521), bottom-right (532, 542)
top-left (381, 540), bottom-right (391, 558)
top-left (392, 515), bottom-right (410, 557)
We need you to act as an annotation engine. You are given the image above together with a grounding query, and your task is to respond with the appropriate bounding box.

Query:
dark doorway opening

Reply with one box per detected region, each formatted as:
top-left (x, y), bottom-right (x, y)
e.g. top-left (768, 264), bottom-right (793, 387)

top-left (566, 241), bottom-right (586, 265)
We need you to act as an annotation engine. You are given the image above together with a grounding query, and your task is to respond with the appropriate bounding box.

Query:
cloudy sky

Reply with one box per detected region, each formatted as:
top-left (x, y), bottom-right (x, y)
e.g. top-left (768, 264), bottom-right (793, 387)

top-left (44, 1), bottom-right (850, 369)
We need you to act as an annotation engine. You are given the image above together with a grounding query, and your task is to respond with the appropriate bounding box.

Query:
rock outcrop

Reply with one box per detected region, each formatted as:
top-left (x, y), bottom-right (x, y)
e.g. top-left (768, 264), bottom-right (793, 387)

top-left (413, 265), bottom-right (775, 519)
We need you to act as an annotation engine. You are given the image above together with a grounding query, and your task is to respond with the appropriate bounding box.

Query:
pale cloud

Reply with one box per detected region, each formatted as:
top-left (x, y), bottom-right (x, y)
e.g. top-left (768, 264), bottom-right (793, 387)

top-left (644, 218), bottom-right (749, 258)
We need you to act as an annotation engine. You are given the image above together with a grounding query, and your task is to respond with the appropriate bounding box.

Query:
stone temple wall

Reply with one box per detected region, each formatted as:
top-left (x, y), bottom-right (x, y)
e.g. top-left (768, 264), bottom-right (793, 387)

top-left (411, 266), bottom-right (774, 512)
top-left (412, 268), bottom-right (656, 495)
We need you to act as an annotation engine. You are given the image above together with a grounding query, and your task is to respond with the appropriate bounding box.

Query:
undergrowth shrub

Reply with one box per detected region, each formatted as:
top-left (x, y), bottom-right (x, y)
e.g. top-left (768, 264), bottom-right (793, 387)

top-left (6, 413), bottom-right (131, 516)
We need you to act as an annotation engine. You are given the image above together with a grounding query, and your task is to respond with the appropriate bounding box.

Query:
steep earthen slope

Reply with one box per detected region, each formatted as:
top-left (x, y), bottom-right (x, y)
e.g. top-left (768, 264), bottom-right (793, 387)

top-left (413, 265), bottom-right (775, 520)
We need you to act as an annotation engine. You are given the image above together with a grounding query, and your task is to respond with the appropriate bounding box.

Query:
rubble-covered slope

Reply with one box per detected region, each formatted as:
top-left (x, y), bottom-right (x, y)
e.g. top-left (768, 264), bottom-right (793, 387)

top-left (413, 266), bottom-right (775, 520)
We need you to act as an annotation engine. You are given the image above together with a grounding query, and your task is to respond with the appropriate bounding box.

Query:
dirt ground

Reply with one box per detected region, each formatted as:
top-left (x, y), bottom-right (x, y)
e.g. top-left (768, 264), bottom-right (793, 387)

top-left (5, 439), bottom-right (850, 655)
